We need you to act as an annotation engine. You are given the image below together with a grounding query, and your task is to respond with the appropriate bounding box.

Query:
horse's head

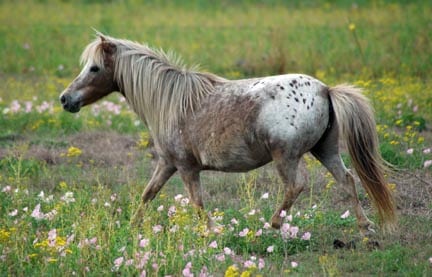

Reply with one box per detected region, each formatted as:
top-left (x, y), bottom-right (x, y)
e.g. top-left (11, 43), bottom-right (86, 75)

top-left (60, 35), bottom-right (118, 113)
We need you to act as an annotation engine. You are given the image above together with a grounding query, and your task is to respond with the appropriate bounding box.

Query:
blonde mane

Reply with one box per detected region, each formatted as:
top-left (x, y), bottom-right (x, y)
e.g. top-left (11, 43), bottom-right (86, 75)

top-left (81, 34), bottom-right (226, 139)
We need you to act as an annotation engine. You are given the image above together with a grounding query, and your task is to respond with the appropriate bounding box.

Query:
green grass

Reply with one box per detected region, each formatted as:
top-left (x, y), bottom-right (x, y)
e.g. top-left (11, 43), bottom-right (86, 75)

top-left (1, 0), bottom-right (432, 276)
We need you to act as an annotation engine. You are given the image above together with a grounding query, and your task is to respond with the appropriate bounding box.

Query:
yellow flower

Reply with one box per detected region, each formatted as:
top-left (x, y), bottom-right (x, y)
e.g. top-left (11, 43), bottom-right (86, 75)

top-left (348, 23), bottom-right (356, 31)
top-left (59, 181), bottom-right (68, 189)
top-left (388, 183), bottom-right (396, 191)
top-left (225, 265), bottom-right (240, 277)
top-left (66, 146), bottom-right (82, 157)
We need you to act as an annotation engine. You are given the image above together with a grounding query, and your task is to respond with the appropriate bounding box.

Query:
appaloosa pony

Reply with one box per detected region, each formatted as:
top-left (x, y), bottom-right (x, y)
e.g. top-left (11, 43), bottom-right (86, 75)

top-left (60, 33), bottom-right (396, 234)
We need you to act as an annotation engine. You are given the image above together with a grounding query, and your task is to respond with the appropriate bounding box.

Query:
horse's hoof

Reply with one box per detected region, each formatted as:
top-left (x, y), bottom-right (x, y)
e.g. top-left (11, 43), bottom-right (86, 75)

top-left (270, 216), bottom-right (282, 229)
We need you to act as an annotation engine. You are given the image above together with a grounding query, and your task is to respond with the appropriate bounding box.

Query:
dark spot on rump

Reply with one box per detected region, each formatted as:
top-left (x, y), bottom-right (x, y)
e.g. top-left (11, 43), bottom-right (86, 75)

top-left (303, 98), bottom-right (306, 104)
top-left (253, 81), bottom-right (259, 86)
top-left (287, 104), bottom-right (290, 108)
top-left (292, 90), bottom-right (296, 95)
top-left (292, 79), bottom-right (297, 84)
top-left (270, 95), bottom-right (275, 100)
top-left (293, 108), bottom-right (297, 112)
top-left (300, 93), bottom-right (303, 97)
top-left (306, 81), bottom-right (311, 86)
top-left (299, 76), bottom-right (303, 79)
top-left (307, 105), bottom-right (310, 110)
top-left (280, 86), bottom-right (285, 90)
top-left (294, 97), bottom-right (299, 102)
top-left (290, 123), bottom-right (294, 127)
top-left (291, 115), bottom-right (295, 118)
top-left (289, 83), bottom-right (294, 87)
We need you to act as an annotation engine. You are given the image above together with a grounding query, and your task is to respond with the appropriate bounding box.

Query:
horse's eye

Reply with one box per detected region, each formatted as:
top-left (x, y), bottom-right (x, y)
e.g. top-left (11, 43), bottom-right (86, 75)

top-left (90, 65), bottom-right (100, 73)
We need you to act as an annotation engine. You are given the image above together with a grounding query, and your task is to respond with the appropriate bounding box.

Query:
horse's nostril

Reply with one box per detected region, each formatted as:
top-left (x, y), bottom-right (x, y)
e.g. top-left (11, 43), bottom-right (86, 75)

top-left (60, 95), bottom-right (66, 104)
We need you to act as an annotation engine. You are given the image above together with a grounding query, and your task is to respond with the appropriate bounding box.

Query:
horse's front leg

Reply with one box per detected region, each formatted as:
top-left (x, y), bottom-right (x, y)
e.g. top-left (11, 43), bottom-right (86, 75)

top-left (131, 160), bottom-right (176, 225)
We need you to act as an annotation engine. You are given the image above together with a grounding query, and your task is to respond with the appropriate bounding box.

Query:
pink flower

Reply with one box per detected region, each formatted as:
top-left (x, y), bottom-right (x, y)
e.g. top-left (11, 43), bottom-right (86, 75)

top-left (279, 210), bottom-right (287, 218)
top-left (31, 204), bottom-right (45, 220)
top-left (340, 210), bottom-right (350, 219)
top-left (2, 185), bottom-right (11, 193)
top-left (239, 228), bottom-right (249, 237)
top-left (290, 226), bottom-right (299, 238)
top-left (209, 240), bottom-right (218, 249)
top-left (182, 262), bottom-right (193, 277)
top-left (301, 232), bottom-right (311, 240)
top-left (244, 260), bottom-right (256, 268)
top-left (125, 259), bottom-right (134, 266)
top-left (424, 160), bottom-right (432, 168)
top-left (423, 148), bottom-right (431, 154)
top-left (215, 253), bottom-right (225, 262)
top-left (113, 257), bottom-right (124, 268)
top-left (255, 229), bottom-right (263, 237)
top-left (267, 245), bottom-right (274, 253)
top-left (406, 148), bottom-right (414, 155)
top-left (223, 247), bottom-right (233, 255)
top-left (8, 209), bottom-right (18, 217)
top-left (139, 238), bottom-right (149, 248)
top-left (287, 214), bottom-right (293, 222)
top-left (140, 270), bottom-right (147, 277)
top-left (429, 257), bottom-right (432, 264)
top-left (291, 261), bottom-right (298, 268)
top-left (263, 222), bottom-right (271, 229)
top-left (153, 225), bottom-right (163, 234)
top-left (258, 258), bottom-right (265, 270)
top-left (230, 218), bottom-right (239, 225)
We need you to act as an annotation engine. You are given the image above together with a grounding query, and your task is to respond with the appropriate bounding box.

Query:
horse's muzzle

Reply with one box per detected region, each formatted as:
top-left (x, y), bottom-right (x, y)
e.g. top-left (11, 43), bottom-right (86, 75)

top-left (60, 93), bottom-right (81, 113)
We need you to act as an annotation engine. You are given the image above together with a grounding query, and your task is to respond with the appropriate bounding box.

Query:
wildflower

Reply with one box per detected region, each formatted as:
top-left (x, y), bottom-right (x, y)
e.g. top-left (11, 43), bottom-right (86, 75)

top-left (279, 210), bottom-right (287, 218)
top-left (2, 186), bottom-right (11, 193)
top-left (174, 194), bottom-right (184, 202)
top-left (31, 204), bottom-right (45, 220)
top-left (348, 23), bottom-right (356, 31)
top-left (59, 181), bottom-right (68, 189)
top-left (239, 228), bottom-right (249, 237)
top-left (8, 209), bottom-right (18, 217)
top-left (209, 240), bottom-right (218, 249)
top-left (66, 146), bottom-right (82, 157)
top-left (224, 247), bottom-right (233, 255)
top-left (244, 260), bottom-right (256, 268)
top-left (225, 265), bottom-right (239, 277)
top-left (424, 160), bottom-right (432, 168)
top-left (423, 148), bottom-right (431, 154)
top-left (248, 209), bottom-right (256, 216)
top-left (61, 192), bottom-right (75, 204)
top-left (139, 238), bottom-right (149, 248)
top-left (261, 192), bottom-right (269, 199)
top-left (263, 222), bottom-right (271, 229)
top-left (429, 257), bottom-right (432, 264)
top-left (182, 262), bottom-right (193, 277)
top-left (291, 261), bottom-right (298, 268)
top-left (290, 226), bottom-right (299, 238)
top-left (230, 218), bottom-right (239, 225)
top-left (110, 193), bottom-right (117, 202)
top-left (255, 229), bottom-right (262, 237)
top-left (215, 253), bottom-right (225, 262)
top-left (287, 214), bottom-right (293, 222)
top-left (301, 232), bottom-right (311, 240)
top-left (406, 148), bottom-right (414, 154)
top-left (125, 259), bottom-right (134, 266)
top-left (153, 225), bottom-right (163, 234)
top-left (258, 258), bottom-right (265, 270)
top-left (266, 245), bottom-right (274, 253)
top-left (168, 205), bottom-right (176, 217)
top-left (157, 205), bottom-right (164, 212)
top-left (340, 210), bottom-right (350, 219)
top-left (113, 257), bottom-right (124, 268)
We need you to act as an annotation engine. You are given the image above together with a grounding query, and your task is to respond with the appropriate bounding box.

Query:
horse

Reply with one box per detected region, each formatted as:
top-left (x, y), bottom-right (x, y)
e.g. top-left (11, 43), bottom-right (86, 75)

top-left (60, 33), bottom-right (396, 235)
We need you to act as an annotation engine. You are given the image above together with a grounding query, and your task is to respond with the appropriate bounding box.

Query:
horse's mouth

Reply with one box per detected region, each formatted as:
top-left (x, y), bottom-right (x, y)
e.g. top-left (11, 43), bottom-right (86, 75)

top-left (63, 104), bottom-right (81, 113)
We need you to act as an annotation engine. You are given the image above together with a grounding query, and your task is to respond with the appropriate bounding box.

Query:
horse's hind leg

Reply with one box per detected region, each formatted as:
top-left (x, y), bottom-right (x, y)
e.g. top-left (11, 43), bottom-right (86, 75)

top-left (311, 128), bottom-right (374, 235)
top-left (271, 153), bottom-right (304, 229)
top-left (131, 159), bottom-right (176, 225)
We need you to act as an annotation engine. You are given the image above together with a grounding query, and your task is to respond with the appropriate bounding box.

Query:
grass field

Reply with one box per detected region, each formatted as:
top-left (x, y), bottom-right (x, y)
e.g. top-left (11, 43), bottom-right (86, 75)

top-left (1, 0), bottom-right (431, 276)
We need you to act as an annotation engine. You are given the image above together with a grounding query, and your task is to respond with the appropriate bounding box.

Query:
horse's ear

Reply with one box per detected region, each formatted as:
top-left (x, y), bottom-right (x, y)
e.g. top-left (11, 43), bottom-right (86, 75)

top-left (101, 41), bottom-right (116, 55)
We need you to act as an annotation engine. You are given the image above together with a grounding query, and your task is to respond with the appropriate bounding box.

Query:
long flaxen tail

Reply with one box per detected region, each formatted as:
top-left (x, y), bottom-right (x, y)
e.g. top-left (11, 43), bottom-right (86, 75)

top-left (328, 84), bottom-right (396, 232)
